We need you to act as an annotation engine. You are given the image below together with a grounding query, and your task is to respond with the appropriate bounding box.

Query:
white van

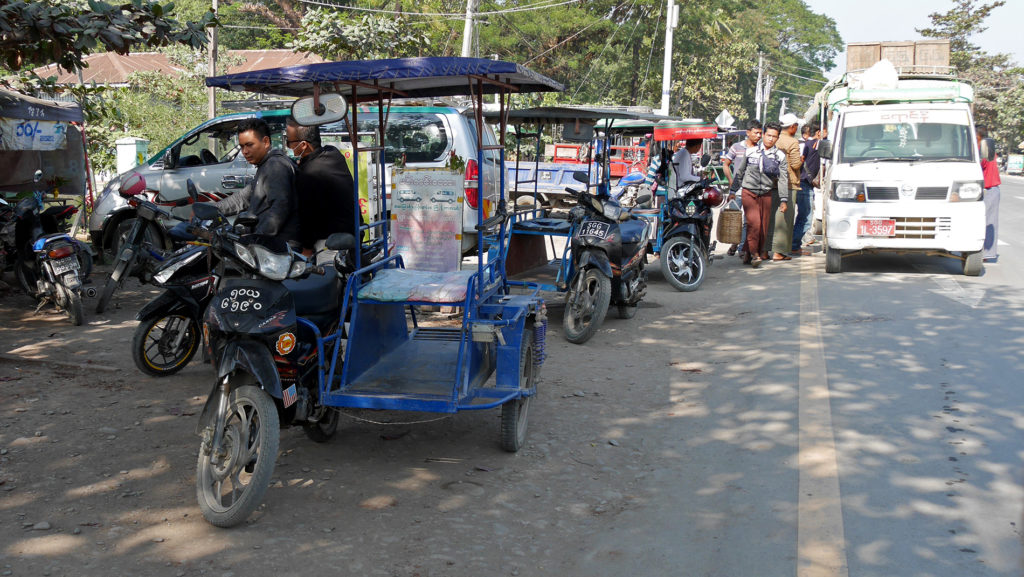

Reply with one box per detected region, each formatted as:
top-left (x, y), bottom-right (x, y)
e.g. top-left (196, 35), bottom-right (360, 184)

top-left (818, 72), bottom-right (987, 275)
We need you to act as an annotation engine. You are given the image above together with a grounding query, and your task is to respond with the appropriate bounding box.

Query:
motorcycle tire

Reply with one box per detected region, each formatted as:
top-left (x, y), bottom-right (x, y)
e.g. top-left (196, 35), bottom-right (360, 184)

top-left (75, 241), bottom-right (93, 280)
top-left (302, 407), bottom-right (340, 443)
top-left (501, 329), bottom-right (534, 452)
top-left (112, 219), bottom-right (162, 262)
top-left (660, 236), bottom-right (706, 292)
top-left (58, 284), bottom-right (84, 326)
top-left (616, 303), bottom-right (638, 319)
top-left (14, 257), bottom-right (37, 297)
top-left (562, 268), bottom-right (610, 345)
top-left (96, 249), bottom-right (134, 314)
top-left (132, 314), bottom-right (201, 377)
top-left (196, 384), bottom-right (280, 528)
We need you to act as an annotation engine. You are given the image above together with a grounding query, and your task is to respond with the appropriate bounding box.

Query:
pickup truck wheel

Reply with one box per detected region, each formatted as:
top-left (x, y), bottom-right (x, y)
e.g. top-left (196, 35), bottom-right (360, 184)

top-left (962, 251), bottom-right (983, 276)
top-left (825, 243), bottom-right (842, 274)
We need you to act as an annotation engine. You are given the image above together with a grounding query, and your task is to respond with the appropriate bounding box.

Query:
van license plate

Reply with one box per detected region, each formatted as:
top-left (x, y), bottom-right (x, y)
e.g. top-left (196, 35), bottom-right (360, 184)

top-left (857, 219), bottom-right (895, 237)
top-left (51, 256), bottom-right (79, 274)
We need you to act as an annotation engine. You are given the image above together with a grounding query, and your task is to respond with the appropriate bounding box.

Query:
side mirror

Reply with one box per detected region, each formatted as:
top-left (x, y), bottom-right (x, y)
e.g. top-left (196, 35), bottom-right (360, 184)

top-left (700, 153), bottom-right (711, 166)
top-left (572, 171), bottom-right (590, 184)
top-left (192, 202), bottom-right (220, 221)
top-left (291, 93), bottom-right (348, 126)
top-left (33, 170), bottom-right (43, 183)
top-left (980, 137), bottom-right (996, 162)
top-left (164, 146), bottom-right (179, 169)
top-left (325, 232), bottom-right (356, 251)
top-left (635, 194), bottom-right (652, 206)
top-left (818, 140), bottom-right (833, 160)
top-left (186, 179), bottom-right (199, 203)
top-left (235, 211), bottom-right (259, 230)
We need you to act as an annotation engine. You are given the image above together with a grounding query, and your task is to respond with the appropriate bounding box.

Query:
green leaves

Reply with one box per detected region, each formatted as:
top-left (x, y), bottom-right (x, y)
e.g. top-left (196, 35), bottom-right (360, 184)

top-left (289, 8), bottom-right (429, 61)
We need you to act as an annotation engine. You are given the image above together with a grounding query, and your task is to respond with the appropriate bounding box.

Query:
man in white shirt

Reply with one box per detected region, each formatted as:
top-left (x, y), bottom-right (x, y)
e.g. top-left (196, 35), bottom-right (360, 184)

top-left (672, 139), bottom-right (703, 195)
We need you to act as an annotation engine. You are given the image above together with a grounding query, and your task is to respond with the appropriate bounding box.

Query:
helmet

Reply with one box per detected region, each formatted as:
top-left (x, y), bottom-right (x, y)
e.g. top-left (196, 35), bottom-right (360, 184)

top-left (703, 187), bottom-right (723, 207)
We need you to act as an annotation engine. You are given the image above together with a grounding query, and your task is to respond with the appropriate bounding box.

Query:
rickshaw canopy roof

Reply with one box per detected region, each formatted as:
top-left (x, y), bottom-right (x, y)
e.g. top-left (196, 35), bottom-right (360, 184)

top-left (205, 57), bottom-right (564, 99)
top-left (0, 89), bottom-right (82, 123)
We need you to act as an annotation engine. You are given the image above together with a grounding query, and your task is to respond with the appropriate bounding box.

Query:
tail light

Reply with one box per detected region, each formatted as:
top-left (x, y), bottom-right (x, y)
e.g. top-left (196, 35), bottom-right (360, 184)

top-left (464, 159), bottom-right (479, 209)
top-left (48, 245), bottom-right (74, 259)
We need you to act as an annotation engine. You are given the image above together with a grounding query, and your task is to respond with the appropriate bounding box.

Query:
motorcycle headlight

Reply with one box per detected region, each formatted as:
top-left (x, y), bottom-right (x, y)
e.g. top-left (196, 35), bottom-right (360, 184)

top-left (951, 180), bottom-right (983, 201)
top-left (288, 259), bottom-right (308, 279)
top-left (251, 244), bottom-right (293, 281)
top-left (233, 241), bottom-right (257, 269)
top-left (602, 203), bottom-right (624, 221)
top-left (832, 182), bottom-right (865, 202)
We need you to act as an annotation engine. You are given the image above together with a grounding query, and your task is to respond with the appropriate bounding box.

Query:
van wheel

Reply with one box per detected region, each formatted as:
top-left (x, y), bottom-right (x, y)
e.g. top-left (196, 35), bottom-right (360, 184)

top-left (825, 243), bottom-right (842, 274)
top-left (962, 251), bottom-right (982, 276)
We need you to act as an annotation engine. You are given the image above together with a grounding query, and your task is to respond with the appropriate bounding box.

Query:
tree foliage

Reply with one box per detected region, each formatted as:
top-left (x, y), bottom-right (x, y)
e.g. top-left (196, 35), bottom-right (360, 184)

top-left (290, 8), bottom-right (429, 60)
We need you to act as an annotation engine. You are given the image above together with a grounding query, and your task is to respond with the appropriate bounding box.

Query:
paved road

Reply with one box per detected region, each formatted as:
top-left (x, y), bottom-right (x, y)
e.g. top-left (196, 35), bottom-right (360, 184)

top-left (0, 179), bottom-right (1021, 576)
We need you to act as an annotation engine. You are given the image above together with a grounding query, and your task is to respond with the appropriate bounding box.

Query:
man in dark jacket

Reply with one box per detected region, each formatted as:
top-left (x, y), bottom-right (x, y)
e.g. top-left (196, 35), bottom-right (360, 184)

top-left (285, 118), bottom-right (360, 255)
top-left (214, 118), bottom-right (299, 246)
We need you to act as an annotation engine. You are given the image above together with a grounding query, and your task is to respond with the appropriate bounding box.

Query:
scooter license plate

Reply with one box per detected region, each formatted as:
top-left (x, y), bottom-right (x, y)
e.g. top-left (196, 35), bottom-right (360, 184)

top-left (51, 256), bottom-right (79, 275)
top-left (857, 219), bottom-right (896, 237)
top-left (579, 221), bottom-right (610, 239)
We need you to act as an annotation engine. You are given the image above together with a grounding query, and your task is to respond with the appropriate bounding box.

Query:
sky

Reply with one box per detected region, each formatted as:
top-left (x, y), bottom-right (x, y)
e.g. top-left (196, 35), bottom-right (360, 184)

top-left (802, 0), bottom-right (1024, 79)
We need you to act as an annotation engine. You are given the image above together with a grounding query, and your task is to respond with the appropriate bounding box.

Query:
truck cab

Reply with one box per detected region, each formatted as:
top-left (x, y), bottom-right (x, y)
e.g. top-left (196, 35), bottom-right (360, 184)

top-left (819, 72), bottom-right (986, 275)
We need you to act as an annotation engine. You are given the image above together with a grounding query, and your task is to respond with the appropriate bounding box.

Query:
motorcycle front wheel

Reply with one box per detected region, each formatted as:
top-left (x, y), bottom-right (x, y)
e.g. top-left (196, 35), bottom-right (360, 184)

top-left (196, 384), bottom-right (280, 528)
top-left (96, 249), bottom-right (135, 314)
top-left (562, 267), bottom-right (610, 345)
top-left (133, 314), bottom-right (201, 377)
top-left (660, 236), bottom-right (706, 292)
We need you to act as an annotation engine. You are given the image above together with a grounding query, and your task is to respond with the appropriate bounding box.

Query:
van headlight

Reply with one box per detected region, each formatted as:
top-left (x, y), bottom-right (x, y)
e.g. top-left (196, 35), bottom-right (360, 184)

top-left (832, 182), bottom-right (865, 202)
top-left (951, 180), bottom-right (983, 201)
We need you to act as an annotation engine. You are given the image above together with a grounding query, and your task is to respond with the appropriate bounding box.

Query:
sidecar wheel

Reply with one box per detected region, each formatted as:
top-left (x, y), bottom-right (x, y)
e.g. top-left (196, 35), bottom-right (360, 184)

top-left (501, 329), bottom-right (535, 452)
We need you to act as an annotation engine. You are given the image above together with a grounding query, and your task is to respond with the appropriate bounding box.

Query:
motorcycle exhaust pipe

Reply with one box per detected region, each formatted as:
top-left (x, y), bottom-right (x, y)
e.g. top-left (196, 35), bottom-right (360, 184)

top-left (84, 287), bottom-right (97, 298)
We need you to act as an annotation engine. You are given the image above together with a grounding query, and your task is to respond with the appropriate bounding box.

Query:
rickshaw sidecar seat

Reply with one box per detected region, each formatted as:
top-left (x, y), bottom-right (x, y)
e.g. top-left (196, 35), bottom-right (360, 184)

top-left (284, 264), bottom-right (343, 316)
top-left (357, 268), bottom-right (474, 304)
top-left (619, 219), bottom-right (647, 244)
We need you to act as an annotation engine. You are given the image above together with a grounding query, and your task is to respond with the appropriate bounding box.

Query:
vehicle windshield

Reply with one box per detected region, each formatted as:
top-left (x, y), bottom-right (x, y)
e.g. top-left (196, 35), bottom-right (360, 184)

top-left (320, 112), bottom-right (451, 164)
top-left (838, 109), bottom-right (975, 163)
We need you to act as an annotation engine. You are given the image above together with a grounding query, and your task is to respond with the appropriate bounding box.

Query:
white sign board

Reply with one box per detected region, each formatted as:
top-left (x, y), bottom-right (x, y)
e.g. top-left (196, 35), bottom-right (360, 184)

top-left (391, 168), bottom-right (463, 272)
top-left (0, 118), bottom-right (68, 151)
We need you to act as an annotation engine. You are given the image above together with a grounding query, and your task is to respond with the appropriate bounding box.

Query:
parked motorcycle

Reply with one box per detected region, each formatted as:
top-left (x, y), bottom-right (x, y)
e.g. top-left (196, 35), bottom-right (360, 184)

top-left (191, 201), bottom-right (359, 526)
top-left (659, 170), bottom-right (723, 292)
top-left (562, 171), bottom-right (651, 344)
top-left (10, 171), bottom-right (94, 325)
top-left (96, 173), bottom-right (194, 314)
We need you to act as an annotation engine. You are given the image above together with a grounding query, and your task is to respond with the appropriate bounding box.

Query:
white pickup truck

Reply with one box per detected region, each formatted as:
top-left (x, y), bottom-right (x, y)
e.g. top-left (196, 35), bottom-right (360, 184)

top-left (817, 63), bottom-right (991, 275)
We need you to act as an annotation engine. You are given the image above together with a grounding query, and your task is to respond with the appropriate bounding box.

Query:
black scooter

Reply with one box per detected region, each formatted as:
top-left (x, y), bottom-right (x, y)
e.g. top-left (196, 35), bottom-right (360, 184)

top-left (562, 171), bottom-right (651, 344)
top-left (659, 170), bottom-right (722, 292)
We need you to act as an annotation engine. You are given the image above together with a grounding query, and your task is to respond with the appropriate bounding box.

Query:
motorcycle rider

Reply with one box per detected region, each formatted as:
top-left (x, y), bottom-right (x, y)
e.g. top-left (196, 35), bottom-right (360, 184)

top-left (672, 139), bottom-right (703, 197)
top-left (214, 118), bottom-right (300, 247)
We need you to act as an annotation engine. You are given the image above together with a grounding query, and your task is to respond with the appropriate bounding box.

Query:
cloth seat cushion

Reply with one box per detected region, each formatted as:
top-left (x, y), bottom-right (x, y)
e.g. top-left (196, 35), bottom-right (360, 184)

top-left (357, 268), bottom-right (474, 304)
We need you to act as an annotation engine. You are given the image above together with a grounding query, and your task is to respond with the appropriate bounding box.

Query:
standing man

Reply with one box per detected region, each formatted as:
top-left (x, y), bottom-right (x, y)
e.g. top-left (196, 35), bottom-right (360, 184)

top-left (976, 125), bottom-right (1001, 262)
top-left (729, 121), bottom-right (786, 268)
top-left (793, 121), bottom-right (820, 255)
top-left (285, 118), bottom-right (360, 256)
top-left (724, 120), bottom-right (762, 257)
top-left (672, 138), bottom-right (703, 196)
top-left (214, 118), bottom-right (300, 247)
top-left (770, 113), bottom-right (803, 261)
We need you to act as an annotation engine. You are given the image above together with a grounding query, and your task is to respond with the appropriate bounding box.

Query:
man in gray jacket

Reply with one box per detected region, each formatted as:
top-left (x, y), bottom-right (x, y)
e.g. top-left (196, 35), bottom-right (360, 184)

top-left (728, 121), bottom-right (785, 268)
top-left (215, 118), bottom-right (300, 247)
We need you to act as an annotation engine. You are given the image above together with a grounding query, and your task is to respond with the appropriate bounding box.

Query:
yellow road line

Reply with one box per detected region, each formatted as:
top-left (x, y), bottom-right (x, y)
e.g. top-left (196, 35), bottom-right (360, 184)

top-left (797, 256), bottom-right (849, 577)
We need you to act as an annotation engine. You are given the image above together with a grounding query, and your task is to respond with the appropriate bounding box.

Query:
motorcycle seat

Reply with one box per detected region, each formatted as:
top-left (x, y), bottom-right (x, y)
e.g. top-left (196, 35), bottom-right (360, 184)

top-left (512, 217), bottom-right (572, 235)
top-left (618, 172), bottom-right (646, 186)
top-left (284, 264), bottom-right (343, 317)
top-left (41, 205), bottom-right (76, 221)
top-left (619, 219), bottom-right (647, 244)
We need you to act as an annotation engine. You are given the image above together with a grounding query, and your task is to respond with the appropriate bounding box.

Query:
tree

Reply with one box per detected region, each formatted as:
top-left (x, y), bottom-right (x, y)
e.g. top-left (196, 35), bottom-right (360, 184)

top-left (0, 0), bottom-right (215, 72)
top-left (290, 8), bottom-right (429, 60)
top-left (918, 0), bottom-right (1005, 70)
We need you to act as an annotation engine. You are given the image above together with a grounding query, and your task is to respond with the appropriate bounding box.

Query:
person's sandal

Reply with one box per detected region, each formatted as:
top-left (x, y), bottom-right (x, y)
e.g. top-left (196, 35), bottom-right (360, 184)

top-left (772, 253), bottom-right (792, 261)
top-left (751, 257), bottom-right (762, 268)
top-left (727, 244), bottom-right (737, 256)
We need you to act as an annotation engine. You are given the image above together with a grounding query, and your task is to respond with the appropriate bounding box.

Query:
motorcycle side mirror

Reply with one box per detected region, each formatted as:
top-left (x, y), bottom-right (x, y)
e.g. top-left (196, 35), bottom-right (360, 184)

top-left (325, 232), bottom-right (356, 251)
top-left (572, 171), bottom-right (589, 184)
top-left (700, 153), bottom-right (711, 166)
top-left (235, 212), bottom-right (259, 230)
top-left (818, 140), bottom-right (833, 160)
top-left (192, 202), bottom-right (220, 221)
top-left (635, 194), bottom-right (652, 206)
top-left (980, 137), bottom-right (996, 162)
top-left (33, 170), bottom-right (43, 183)
top-left (186, 179), bottom-right (199, 203)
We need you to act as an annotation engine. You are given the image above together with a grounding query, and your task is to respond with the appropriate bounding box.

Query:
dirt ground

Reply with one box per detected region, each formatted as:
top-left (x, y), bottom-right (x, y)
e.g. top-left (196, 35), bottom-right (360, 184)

top-left (0, 262), bottom-right (711, 577)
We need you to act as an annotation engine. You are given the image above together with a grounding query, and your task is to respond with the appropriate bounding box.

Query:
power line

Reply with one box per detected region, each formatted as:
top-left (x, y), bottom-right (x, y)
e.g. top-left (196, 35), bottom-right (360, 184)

top-left (770, 60), bottom-right (827, 76)
top-left (570, 0), bottom-right (635, 101)
top-left (767, 66), bottom-right (827, 84)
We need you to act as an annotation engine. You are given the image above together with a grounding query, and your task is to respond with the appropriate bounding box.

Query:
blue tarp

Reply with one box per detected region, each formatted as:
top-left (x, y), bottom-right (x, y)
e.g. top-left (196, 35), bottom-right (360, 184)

top-left (205, 57), bottom-right (564, 99)
top-left (0, 89), bottom-right (82, 123)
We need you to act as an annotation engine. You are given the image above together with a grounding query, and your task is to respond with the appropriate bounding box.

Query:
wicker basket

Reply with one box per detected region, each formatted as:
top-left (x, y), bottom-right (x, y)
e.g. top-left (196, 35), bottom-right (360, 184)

top-left (717, 207), bottom-right (743, 245)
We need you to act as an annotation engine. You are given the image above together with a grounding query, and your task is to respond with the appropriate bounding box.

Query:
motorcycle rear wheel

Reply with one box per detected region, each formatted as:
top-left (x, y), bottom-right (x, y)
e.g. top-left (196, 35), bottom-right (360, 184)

top-left (58, 284), bottom-right (84, 326)
top-left (133, 314), bottom-right (201, 377)
top-left (196, 384), bottom-right (279, 528)
top-left (660, 236), bottom-right (706, 292)
top-left (562, 268), bottom-right (610, 345)
top-left (302, 407), bottom-right (340, 443)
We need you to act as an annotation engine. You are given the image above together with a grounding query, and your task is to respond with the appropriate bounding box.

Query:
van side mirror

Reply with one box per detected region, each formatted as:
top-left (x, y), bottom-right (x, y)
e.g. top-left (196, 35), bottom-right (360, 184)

top-left (980, 137), bottom-right (996, 162)
top-left (164, 146), bottom-right (179, 169)
top-left (818, 140), bottom-right (833, 160)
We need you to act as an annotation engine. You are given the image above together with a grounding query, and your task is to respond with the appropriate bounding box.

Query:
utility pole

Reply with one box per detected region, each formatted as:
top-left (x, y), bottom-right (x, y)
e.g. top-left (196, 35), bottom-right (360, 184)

top-left (779, 97), bottom-right (789, 117)
top-left (207, 0), bottom-right (218, 119)
top-left (754, 53), bottom-right (763, 121)
top-left (762, 74), bottom-right (775, 122)
top-left (461, 0), bottom-right (477, 58)
top-left (658, 0), bottom-right (678, 116)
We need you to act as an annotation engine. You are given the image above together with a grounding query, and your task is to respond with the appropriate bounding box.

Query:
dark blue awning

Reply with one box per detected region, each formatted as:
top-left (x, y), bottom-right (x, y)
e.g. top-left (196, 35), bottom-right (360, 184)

top-left (0, 89), bottom-right (83, 123)
top-left (206, 57), bottom-right (564, 99)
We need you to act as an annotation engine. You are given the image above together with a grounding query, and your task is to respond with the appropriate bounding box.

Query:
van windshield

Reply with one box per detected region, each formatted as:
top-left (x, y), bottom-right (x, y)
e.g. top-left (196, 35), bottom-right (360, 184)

top-left (320, 113), bottom-right (451, 164)
top-left (838, 110), bottom-right (974, 163)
